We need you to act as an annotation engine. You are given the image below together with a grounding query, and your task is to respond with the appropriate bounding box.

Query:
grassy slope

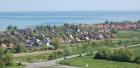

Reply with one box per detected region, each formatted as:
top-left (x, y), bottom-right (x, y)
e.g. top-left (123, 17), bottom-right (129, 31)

top-left (61, 56), bottom-right (140, 68)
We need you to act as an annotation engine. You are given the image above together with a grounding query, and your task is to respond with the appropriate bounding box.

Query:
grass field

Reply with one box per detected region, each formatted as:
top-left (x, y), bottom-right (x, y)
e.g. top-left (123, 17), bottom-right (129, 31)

top-left (5, 64), bottom-right (25, 68)
top-left (15, 53), bottom-right (49, 62)
top-left (129, 46), bottom-right (140, 57)
top-left (60, 45), bottom-right (140, 68)
top-left (15, 50), bottom-right (64, 63)
top-left (5, 66), bottom-right (23, 68)
top-left (117, 31), bottom-right (140, 39)
top-left (60, 56), bottom-right (140, 68)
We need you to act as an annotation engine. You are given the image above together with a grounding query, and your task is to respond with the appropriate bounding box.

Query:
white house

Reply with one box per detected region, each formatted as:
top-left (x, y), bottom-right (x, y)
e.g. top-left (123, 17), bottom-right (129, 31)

top-left (44, 38), bottom-right (55, 49)
top-left (36, 39), bottom-right (42, 46)
top-left (85, 37), bottom-right (89, 41)
top-left (44, 38), bottom-right (50, 46)
top-left (25, 39), bottom-right (32, 47)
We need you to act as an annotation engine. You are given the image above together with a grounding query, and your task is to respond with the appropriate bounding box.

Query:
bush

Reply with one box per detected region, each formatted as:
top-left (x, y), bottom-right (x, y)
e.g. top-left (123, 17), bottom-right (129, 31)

top-left (50, 37), bottom-right (62, 50)
top-left (94, 48), bottom-right (113, 59)
top-left (60, 60), bottom-right (70, 65)
top-left (48, 51), bottom-right (63, 60)
top-left (86, 51), bottom-right (93, 56)
top-left (26, 56), bottom-right (33, 62)
top-left (112, 48), bottom-right (133, 62)
top-left (79, 54), bottom-right (83, 57)
top-left (134, 56), bottom-right (140, 64)
top-left (30, 48), bottom-right (40, 52)
top-left (3, 53), bottom-right (14, 66)
top-left (57, 51), bottom-right (63, 56)
top-left (15, 45), bottom-right (27, 53)
top-left (40, 45), bottom-right (48, 51)
top-left (94, 48), bottom-right (133, 62)
top-left (0, 59), bottom-right (5, 68)
top-left (17, 61), bottom-right (22, 66)
top-left (0, 48), bottom-right (15, 67)
top-left (48, 53), bottom-right (55, 60)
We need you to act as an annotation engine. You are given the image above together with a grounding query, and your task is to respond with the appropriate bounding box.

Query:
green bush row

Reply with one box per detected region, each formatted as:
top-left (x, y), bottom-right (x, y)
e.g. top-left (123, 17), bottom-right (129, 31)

top-left (94, 48), bottom-right (140, 64)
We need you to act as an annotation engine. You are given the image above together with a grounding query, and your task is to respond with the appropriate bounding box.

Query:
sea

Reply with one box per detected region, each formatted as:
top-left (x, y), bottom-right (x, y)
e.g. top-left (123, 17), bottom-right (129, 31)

top-left (0, 11), bottom-right (140, 30)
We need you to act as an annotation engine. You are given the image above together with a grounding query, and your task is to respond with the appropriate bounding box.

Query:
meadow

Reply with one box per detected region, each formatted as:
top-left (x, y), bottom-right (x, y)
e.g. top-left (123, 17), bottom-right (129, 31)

top-left (130, 46), bottom-right (140, 57)
top-left (60, 56), bottom-right (140, 68)
top-left (117, 30), bottom-right (140, 39)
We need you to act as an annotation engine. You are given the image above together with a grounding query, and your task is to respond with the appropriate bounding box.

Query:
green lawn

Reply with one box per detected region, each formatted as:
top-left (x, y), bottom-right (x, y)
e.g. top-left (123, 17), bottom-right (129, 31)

top-left (5, 64), bottom-right (25, 68)
top-left (117, 31), bottom-right (140, 39)
top-left (5, 66), bottom-right (23, 68)
top-left (15, 53), bottom-right (48, 62)
top-left (15, 50), bottom-right (64, 63)
top-left (129, 46), bottom-right (140, 57)
top-left (60, 56), bottom-right (140, 68)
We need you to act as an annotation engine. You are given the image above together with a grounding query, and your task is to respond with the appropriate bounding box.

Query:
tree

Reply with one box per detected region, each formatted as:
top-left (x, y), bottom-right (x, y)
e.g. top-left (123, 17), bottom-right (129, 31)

top-left (104, 20), bottom-right (110, 24)
top-left (13, 26), bottom-right (17, 30)
top-left (7, 25), bottom-right (12, 30)
top-left (110, 29), bottom-right (117, 34)
top-left (50, 37), bottom-right (61, 50)
top-left (63, 46), bottom-right (72, 56)
top-left (137, 20), bottom-right (140, 23)
top-left (7, 25), bottom-right (17, 31)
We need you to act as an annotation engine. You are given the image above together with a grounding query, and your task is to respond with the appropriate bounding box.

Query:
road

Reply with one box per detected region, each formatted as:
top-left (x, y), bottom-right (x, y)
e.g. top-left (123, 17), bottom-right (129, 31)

top-left (24, 44), bottom-right (140, 68)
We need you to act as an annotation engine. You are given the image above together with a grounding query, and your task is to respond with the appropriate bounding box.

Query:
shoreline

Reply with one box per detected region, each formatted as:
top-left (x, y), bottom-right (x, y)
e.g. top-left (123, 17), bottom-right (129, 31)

top-left (0, 19), bottom-right (140, 30)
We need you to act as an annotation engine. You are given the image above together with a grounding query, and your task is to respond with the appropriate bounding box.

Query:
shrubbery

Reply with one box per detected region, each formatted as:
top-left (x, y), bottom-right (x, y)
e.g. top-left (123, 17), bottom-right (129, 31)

top-left (134, 56), bottom-right (140, 64)
top-left (4, 53), bottom-right (14, 66)
top-left (0, 48), bottom-right (15, 68)
top-left (14, 45), bottom-right (28, 53)
top-left (94, 48), bottom-right (140, 64)
top-left (94, 48), bottom-right (133, 62)
top-left (50, 37), bottom-right (62, 50)
top-left (40, 45), bottom-right (48, 51)
top-left (48, 51), bottom-right (63, 60)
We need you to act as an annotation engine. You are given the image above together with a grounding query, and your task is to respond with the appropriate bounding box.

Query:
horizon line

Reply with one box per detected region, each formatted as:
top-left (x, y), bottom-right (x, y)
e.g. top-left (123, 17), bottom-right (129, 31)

top-left (0, 10), bottom-right (140, 13)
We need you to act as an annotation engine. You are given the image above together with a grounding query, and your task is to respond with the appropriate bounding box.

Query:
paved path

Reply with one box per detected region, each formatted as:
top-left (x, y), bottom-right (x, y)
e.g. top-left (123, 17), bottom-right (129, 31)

top-left (25, 54), bottom-right (84, 68)
top-left (24, 44), bottom-right (140, 68)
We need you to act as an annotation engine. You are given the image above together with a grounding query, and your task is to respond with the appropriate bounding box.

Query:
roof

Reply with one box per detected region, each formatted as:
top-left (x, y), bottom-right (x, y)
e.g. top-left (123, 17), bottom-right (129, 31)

top-left (0, 43), bottom-right (7, 48)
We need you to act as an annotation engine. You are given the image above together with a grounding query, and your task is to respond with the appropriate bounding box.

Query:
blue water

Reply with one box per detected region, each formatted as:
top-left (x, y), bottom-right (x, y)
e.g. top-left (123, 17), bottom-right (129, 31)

top-left (0, 11), bottom-right (140, 29)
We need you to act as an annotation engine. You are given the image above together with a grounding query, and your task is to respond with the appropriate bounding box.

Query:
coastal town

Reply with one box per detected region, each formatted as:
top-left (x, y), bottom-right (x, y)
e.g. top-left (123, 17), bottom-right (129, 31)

top-left (1, 0), bottom-right (140, 68)
top-left (1, 20), bottom-right (140, 68)
top-left (0, 21), bottom-right (140, 49)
